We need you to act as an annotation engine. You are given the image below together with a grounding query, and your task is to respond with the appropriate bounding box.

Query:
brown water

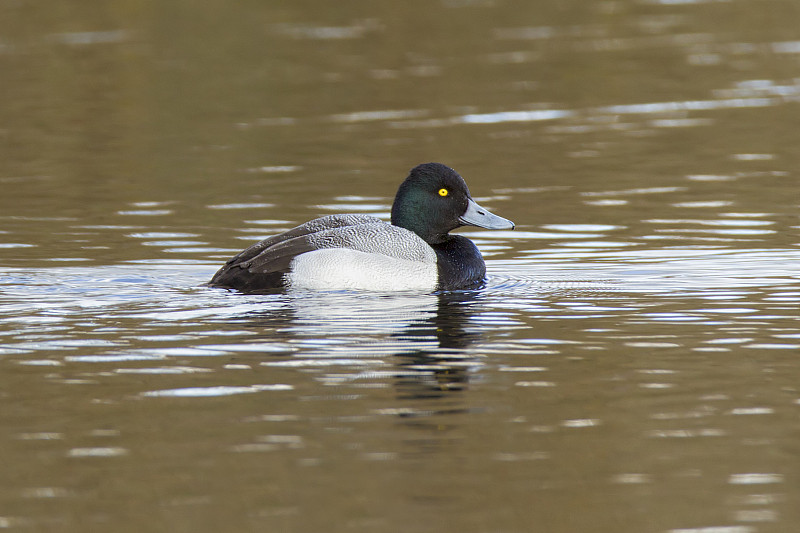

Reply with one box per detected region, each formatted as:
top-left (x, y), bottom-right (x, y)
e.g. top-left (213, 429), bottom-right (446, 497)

top-left (2, 0), bottom-right (800, 532)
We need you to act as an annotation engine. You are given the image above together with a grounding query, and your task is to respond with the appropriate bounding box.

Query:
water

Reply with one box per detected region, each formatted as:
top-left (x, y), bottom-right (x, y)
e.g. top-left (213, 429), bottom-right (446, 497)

top-left (2, 0), bottom-right (800, 531)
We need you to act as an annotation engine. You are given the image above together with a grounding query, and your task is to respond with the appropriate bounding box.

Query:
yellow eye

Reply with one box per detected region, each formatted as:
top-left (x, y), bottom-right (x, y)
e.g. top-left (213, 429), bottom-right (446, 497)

top-left (438, 188), bottom-right (449, 197)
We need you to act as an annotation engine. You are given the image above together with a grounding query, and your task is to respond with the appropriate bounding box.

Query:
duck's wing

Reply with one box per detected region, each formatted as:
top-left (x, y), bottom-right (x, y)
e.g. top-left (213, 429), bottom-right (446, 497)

top-left (208, 214), bottom-right (384, 292)
top-left (208, 218), bottom-right (435, 293)
top-left (221, 214), bottom-right (383, 266)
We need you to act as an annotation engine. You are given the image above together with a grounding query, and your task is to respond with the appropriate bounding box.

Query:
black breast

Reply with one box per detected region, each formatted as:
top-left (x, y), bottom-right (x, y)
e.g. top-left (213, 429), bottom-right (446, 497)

top-left (433, 235), bottom-right (487, 291)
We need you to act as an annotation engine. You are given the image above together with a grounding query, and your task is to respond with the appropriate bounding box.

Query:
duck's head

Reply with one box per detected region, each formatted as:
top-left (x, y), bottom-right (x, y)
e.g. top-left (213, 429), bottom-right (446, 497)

top-left (390, 162), bottom-right (515, 244)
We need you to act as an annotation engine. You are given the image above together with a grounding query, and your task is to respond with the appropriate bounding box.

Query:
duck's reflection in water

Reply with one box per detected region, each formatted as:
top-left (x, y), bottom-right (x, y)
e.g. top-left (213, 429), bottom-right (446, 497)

top-left (233, 290), bottom-right (489, 456)
top-left (237, 289), bottom-right (485, 408)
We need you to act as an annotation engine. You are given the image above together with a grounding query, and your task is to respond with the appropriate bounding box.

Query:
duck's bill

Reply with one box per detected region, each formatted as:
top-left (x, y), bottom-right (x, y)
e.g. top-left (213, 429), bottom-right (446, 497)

top-left (459, 198), bottom-right (515, 230)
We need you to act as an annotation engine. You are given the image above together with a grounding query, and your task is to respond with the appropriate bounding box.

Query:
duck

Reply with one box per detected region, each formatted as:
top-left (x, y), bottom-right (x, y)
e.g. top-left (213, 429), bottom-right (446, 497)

top-left (207, 162), bottom-right (514, 292)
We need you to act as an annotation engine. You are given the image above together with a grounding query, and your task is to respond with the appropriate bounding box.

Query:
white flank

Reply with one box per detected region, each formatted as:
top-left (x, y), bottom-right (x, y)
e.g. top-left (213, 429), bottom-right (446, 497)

top-left (287, 249), bottom-right (437, 291)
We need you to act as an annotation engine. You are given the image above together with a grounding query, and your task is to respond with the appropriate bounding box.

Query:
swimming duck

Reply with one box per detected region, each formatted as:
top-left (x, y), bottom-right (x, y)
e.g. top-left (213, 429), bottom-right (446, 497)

top-left (208, 162), bottom-right (514, 292)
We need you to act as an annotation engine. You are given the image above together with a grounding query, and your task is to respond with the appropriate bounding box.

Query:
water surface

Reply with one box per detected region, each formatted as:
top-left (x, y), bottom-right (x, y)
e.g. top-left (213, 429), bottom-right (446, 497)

top-left (1, 0), bottom-right (800, 532)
